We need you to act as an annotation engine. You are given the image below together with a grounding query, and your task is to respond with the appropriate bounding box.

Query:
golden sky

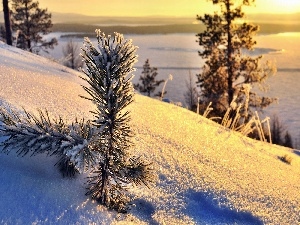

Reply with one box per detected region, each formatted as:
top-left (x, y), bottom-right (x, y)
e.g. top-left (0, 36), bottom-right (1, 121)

top-left (38, 0), bottom-right (300, 17)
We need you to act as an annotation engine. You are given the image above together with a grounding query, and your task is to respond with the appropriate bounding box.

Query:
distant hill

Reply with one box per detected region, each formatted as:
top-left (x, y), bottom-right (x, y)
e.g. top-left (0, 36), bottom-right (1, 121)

top-left (0, 12), bottom-right (299, 25)
top-left (52, 12), bottom-right (300, 25)
top-left (52, 23), bottom-right (300, 36)
top-left (0, 12), bottom-right (196, 25)
top-left (52, 23), bottom-right (204, 35)
top-left (1, 12), bottom-right (300, 35)
top-left (247, 13), bottom-right (300, 24)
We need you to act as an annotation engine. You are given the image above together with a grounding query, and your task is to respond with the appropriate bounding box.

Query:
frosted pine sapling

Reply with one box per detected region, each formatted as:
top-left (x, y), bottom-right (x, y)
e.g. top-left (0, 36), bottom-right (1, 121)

top-left (81, 30), bottom-right (153, 212)
top-left (0, 29), bottom-right (153, 212)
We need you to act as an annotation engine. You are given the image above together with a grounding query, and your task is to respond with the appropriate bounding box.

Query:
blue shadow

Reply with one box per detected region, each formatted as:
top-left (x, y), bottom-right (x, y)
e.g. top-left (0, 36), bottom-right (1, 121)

top-left (130, 198), bottom-right (159, 225)
top-left (184, 190), bottom-right (264, 225)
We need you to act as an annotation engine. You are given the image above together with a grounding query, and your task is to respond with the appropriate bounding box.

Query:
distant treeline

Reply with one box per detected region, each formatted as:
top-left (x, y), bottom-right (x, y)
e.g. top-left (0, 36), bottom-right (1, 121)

top-left (0, 22), bottom-right (299, 37)
top-left (52, 23), bottom-right (300, 37)
top-left (53, 23), bottom-right (204, 36)
top-left (259, 23), bottom-right (300, 34)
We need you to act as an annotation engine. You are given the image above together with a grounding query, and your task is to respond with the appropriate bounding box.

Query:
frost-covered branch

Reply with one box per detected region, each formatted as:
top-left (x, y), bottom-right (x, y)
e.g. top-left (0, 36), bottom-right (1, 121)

top-left (0, 106), bottom-right (96, 176)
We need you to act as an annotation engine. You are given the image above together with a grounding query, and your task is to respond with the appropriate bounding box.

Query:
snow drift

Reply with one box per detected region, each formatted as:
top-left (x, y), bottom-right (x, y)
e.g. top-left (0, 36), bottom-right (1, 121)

top-left (0, 41), bottom-right (299, 224)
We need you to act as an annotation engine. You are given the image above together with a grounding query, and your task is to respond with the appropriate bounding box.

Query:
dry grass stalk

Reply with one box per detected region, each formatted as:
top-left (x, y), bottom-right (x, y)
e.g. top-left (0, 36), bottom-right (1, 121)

top-left (202, 98), bottom-right (271, 143)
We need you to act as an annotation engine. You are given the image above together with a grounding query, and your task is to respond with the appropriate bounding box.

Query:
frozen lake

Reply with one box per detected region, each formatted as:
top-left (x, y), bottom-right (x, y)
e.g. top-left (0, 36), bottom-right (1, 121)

top-left (44, 32), bottom-right (300, 144)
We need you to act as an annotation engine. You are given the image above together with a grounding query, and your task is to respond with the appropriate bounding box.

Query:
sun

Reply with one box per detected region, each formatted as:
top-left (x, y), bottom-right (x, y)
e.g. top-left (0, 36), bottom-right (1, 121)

top-left (272, 0), bottom-right (300, 13)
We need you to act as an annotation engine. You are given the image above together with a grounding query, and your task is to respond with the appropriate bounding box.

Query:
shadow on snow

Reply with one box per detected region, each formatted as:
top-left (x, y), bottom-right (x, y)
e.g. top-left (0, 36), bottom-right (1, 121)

top-left (184, 189), bottom-right (264, 225)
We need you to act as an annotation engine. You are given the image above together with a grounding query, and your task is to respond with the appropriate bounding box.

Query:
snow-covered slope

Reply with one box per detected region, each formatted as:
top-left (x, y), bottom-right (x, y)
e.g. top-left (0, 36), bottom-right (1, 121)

top-left (0, 42), bottom-right (299, 224)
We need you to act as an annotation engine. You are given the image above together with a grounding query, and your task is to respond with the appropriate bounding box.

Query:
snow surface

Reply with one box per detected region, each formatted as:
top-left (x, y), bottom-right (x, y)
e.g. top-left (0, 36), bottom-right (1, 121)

top-left (0, 41), bottom-right (299, 224)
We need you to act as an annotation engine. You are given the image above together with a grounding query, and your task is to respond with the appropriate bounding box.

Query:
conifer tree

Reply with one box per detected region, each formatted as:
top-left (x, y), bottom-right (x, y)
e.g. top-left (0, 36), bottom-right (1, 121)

top-left (184, 71), bottom-right (199, 111)
top-left (196, 0), bottom-right (276, 118)
top-left (134, 59), bottom-right (164, 97)
top-left (270, 114), bottom-right (285, 146)
top-left (3, 0), bottom-right (13, 45)
top-left (0, 26), bottom-right (6, 42)
top-left (283, 131), bottom-right (293, 149)
top-left (269, 114), bottom-right (294, 148)
top-left (0, 30), bottom-right (153, 211)
top-left (10, 0), bottom-right (57, 53)
top-left (81, 30), bottom-right (153, 212)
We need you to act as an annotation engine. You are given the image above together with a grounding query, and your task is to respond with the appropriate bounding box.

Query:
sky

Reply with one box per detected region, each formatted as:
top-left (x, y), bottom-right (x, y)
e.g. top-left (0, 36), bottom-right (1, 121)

top-left (38, 0), bottom-right (300, 17)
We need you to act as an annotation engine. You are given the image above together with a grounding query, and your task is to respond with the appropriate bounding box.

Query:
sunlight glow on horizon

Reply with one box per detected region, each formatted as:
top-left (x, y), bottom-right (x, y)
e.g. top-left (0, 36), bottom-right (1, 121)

top-left (38, 0), bottom-right (300, 17)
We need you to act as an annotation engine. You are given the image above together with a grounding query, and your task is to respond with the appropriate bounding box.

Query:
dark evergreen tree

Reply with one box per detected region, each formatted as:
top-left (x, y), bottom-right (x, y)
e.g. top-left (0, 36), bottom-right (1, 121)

top-left (196, 0), bottom-right (276, 118)
top-left (3, 0), bottom-right (13, 45)
top-left (0, 25), bottom-right (6, 42)
top-left (62, 39), bottom-right (83, 70)
top-left (134, 59), bottom-right (164, 97)
top-left (270, 114), bottom-right (285, 146)
top-left (283, 131), bottom-right (293, 149)
top-left (184, 71), bottom-right (199, 111)
top-left (268, 114), bottom-right (294, 148)
top-left (10, 0), bottom-right (57, 53)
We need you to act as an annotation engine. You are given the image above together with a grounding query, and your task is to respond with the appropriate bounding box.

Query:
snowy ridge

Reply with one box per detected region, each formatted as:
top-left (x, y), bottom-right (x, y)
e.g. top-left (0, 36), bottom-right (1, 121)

top-left (0, 41), bottom-right (94, 120)
top-left (0, 42), bottom-right (299, 224)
